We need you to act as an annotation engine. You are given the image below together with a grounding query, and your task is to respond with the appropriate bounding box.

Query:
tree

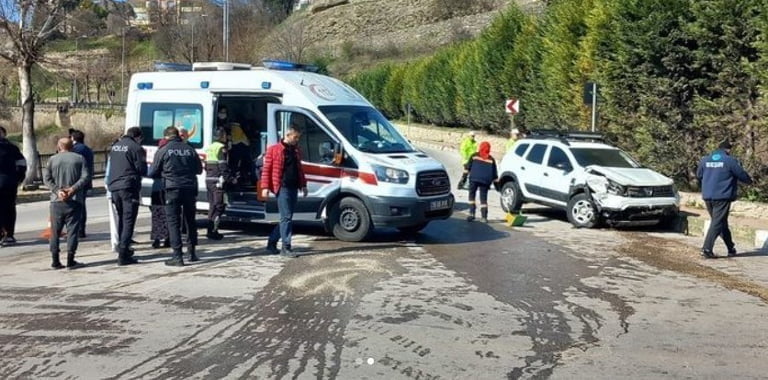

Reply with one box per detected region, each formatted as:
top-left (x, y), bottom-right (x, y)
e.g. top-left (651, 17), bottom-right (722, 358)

top-left (0, 0), bottom-right (80, 185)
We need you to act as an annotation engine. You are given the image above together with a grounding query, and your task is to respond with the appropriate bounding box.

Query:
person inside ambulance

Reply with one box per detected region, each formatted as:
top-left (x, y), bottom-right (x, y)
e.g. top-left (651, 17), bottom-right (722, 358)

top-left (204, 127), bottom-right (231, 240)
top-left (216, 105), bottom-right (230, 128)
top-left (228, 122), bottom-right (254, 187)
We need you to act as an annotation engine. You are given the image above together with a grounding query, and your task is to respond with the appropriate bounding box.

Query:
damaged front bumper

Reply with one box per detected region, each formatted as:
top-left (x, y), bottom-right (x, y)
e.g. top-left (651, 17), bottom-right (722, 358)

top-left (591, 193), bottom-right (679, 226)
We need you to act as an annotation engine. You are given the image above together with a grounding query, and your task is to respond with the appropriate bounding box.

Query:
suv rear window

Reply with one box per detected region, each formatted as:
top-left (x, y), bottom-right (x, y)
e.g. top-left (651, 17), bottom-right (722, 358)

top-left (526, 144), bottom-right (547, 164)
top-left (514, 143), bottom-right (529, 157)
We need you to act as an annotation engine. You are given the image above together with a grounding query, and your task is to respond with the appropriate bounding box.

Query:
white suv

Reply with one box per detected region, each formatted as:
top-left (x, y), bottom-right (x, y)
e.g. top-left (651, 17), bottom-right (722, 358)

top-left (498, 131), bottom-right (679, 228)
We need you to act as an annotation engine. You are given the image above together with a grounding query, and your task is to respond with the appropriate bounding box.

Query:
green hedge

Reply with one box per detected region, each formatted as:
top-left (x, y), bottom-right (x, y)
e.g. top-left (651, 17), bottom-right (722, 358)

top-left (345, 0), bottom-right (768, 200)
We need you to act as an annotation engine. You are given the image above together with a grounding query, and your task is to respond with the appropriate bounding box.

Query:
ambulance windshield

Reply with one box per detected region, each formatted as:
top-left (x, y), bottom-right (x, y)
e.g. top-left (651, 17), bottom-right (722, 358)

top-left (319, 105), bottom-right (415, 153)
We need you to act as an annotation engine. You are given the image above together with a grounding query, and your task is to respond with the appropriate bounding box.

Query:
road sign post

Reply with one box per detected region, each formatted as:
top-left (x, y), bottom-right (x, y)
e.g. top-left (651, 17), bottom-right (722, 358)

top-left (584, 82), bottom-right (598, 132)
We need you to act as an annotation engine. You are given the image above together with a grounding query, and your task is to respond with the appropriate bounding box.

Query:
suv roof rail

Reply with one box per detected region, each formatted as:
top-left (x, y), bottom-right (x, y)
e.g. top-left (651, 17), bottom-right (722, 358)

top-left (527, 129), bottom-right (606, 145)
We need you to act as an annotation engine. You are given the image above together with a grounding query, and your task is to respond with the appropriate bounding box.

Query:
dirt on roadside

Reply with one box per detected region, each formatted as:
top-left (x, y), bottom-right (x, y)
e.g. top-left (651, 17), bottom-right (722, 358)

top-left (620, 232), bottom-right (768, 303)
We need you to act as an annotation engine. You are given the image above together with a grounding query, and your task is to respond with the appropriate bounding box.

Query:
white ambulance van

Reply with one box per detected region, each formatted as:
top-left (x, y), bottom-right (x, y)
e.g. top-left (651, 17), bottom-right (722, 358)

top-left (125, 60), bottom-right (454, 241)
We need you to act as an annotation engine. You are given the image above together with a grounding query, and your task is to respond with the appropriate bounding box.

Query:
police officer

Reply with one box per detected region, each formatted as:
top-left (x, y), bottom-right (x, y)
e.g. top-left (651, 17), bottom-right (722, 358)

top-left (696, 140), bottom-right (753, 258)
top-left (149, 126), bottom-right (203, 266)
top-left (107, 126), bottom-right (147, 266)
top-left (204, 127), bottom-right (230, 240)
top-left (0, 126), bottom-right (26, 246)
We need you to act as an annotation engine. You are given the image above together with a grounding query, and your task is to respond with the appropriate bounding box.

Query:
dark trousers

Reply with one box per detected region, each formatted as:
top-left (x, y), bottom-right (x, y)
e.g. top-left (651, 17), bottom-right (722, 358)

top-left (78, 190), bottom-right (89, 236)
top-left (268, 187), bottom-right (298, 249)
top-left (206, 180), bottom-right (226, 226)
top-left (0, 188), bottom-right (17, 237)
top-left (150, 191), bottom-right (168, 241)
top-left (703, 200), bottom-right (735, 252)
top-left (165, 188), bottom-right (198, 253)
top-left (50, 201), bottom-right (82, 256)
top-left (112, 188), bottom-right (140, 252)
top-left (468, 182), bottom-right (489, 218)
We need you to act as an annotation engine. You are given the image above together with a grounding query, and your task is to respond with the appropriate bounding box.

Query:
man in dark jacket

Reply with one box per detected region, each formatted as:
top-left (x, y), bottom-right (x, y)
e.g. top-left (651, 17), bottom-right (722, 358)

top-left (107, 127), bottom-right (147, 265)
top-left (149, 126), bottom-right (203, 266)
top-left (696, 140), bottom-right (753, 258)
top-left (43, 137), bottom-right (90, 269)
top-left (0, 126), bottom-right (26, 246)
top-left (70, 129), bottom-right (94, 238)
top-left (260, 126), bottom-right (307, 258)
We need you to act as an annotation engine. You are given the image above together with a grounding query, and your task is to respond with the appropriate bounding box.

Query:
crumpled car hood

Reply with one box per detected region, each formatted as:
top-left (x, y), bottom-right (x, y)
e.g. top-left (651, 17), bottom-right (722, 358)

top-left (585, 165), bottom-right (673, 187)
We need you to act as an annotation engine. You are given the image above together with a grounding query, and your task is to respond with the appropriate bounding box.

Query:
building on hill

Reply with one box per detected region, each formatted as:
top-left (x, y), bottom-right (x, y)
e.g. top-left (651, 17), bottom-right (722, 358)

top-left (294, 0), bottom-right (313, 11)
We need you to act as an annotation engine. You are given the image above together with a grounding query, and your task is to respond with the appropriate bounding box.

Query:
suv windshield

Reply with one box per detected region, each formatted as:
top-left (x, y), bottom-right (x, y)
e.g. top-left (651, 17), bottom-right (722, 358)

top-left (571, 148), bottom-right (640, 168)
top-left (319, 105), bottom-right (415, 153)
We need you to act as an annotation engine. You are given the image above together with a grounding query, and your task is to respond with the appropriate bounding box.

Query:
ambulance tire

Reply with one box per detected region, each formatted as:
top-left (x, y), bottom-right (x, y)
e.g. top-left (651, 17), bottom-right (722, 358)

top-left (331, 197), bottom-right (372, 242)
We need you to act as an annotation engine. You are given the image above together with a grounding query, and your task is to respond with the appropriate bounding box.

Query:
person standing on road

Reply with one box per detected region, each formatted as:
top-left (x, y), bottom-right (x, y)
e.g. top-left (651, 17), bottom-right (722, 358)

top-left (464, 141), bottom-right (498, 223)
top-left (43, 137), bottom-right (90, 269)
top-left (150, 137), bottom-right (170, 249)
top-left (149, 126), bottom-right (203, 266)
top-left (107, 127), bottom-right (146, 266)
top-left (260, 126), bottom-right (307, 258)
top-left (697, 140), bottom-right (753, 258)
top-left (69, 129), bottom-right (94, 239)
top-left (0, 126), bottom-right (26, 247)
top-left (205, 127), bottom-right (231, 240)
top-left (457, 131), bottom-right (478, 190)
top-left (505, 128), bottom-right (521, 153)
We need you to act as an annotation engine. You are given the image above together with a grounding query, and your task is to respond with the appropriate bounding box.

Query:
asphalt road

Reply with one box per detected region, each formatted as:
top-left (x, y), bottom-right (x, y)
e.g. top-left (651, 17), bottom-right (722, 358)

top-left (0, 147), bottom-right (767, 379)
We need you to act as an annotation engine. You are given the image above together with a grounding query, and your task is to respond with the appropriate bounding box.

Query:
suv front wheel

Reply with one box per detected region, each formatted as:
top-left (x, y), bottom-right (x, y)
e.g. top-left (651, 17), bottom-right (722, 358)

top-left (567, 193), bottom-right (600, 228)
top-left (500, 181), bottom-right (524, 213)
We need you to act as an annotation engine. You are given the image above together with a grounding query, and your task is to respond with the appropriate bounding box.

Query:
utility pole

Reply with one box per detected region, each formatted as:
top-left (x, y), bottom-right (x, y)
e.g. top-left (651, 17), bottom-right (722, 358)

top-left (223, 0), bottom-right (229, 61)
top-left (121, 27), bottom-right (126, 104)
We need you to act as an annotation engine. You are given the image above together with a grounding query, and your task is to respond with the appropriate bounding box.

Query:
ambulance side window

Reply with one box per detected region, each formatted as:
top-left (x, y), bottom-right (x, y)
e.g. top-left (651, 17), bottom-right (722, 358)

top-left (139, 103), bottom-right (204, 148)
top-left (278, 111), bottom-right (336, 165)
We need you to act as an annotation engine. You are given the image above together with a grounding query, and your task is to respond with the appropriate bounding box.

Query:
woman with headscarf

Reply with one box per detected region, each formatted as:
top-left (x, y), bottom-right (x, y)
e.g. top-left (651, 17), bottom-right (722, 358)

top-left (463, 141), bottom-right (498, 223)
top-left (150, 137), bottom-right (170, 248)
top-left (228, 123), bottom-right (253, 188)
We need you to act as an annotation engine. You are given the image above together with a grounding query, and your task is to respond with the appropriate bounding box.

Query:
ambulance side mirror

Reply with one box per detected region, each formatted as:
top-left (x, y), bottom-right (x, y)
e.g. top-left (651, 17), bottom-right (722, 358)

top-left (333, 143), bottom-right (344, 166)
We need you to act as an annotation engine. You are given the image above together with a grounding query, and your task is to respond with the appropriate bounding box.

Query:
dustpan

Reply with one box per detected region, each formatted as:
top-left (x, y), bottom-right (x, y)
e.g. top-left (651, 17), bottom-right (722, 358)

top-left (505, 212), bottom-right (527, 227)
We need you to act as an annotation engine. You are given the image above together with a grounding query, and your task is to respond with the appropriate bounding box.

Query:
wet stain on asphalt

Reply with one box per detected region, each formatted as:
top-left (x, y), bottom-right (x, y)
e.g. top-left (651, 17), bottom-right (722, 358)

top-left (418, 217), bottom-right (635, 379)
top-left (103, 250), bottom-right (406, 380)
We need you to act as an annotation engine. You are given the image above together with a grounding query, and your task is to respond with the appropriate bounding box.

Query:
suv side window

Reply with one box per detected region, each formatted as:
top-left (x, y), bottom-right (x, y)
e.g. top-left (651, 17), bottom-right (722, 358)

top-left (514, 143), bottom-right (529, 157)
top-left (526, 144), bottom-right (547, 164)
top-left (547, 146), bottom-right (572, 169)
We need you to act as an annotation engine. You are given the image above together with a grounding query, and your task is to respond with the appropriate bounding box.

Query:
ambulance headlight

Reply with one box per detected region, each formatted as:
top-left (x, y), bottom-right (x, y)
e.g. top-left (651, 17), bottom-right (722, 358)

top-left (372, 165), bottom-right (409, 184)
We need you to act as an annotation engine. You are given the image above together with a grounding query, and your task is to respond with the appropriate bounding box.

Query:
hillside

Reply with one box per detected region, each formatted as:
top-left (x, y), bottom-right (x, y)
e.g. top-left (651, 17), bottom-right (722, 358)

top-left (258, 0), bottom-right (542, 75)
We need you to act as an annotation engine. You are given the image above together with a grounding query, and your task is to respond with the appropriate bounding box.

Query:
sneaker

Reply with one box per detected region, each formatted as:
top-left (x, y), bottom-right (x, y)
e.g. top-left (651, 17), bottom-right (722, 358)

top-left (466, 215), bottom-right (475, 222)
top-left (727, 247), bottom-right (738, 257)
top-left (265, 244), bottom-right (279, 255)
top-left (701, 249), bottom-right (716, 259)
top-left (281, 249), bottom-right (298, 258)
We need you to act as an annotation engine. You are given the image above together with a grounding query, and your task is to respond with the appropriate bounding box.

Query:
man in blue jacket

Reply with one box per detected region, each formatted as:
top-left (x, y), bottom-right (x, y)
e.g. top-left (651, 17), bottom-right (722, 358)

top-left (696, 140), bottom-right (753, 258)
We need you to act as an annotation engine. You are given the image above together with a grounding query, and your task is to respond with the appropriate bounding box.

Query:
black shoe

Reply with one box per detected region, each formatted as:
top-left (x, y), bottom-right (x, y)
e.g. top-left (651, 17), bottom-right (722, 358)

top-left (281, 249), bottom-right (298, 258)
top-left (163, 239), bottom-right (171, 248)
top-left (165, 256), bottom-right (184, 267)
top-left (78, 232), bottom-right (86, 239)
top-left (727, 247), bottom-right (738, 257)
top-left (701, 250), bottom-right (716, 259)
top-left (466, 215), bottom-right (475, 222)
top-left (51, 262), bottom-right (65, 270)
top-left (2, 236), bottom-right (17, 246)
top-left (152, 239), bottom-right (161, 249)
top-left (67, 260), bottom-right (86, 270)
top-left (265, 244), bottom-right (279, 255)
top-left (188, 247), bottom-right (199, 262)
top-left (207, 231), bottom-right (224, 240)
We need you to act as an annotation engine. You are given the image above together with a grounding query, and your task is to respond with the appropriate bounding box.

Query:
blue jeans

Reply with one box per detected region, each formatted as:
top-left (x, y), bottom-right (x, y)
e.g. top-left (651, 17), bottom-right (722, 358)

top-left (269, 187), bottom-right (298, 250)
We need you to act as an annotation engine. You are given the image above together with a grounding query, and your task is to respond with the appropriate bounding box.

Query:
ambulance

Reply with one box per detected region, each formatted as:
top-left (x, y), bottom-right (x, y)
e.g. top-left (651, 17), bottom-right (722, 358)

top-left (124, 60), bottom-right (454, 241)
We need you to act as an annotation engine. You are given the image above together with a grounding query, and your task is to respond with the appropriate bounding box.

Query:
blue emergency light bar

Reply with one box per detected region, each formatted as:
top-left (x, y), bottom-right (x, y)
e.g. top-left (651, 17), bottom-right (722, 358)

top-left (262, 59), bottom-right (319, 73)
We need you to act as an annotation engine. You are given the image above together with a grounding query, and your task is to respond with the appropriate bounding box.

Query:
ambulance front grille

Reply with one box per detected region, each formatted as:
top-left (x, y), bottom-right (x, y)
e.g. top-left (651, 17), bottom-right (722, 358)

top-left (416, 170), bottom-right (451, 196)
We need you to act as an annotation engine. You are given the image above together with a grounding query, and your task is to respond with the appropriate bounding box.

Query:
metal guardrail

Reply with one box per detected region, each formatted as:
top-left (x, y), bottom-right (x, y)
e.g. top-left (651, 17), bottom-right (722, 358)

top-left (35, 149), bottom-right (109, 185)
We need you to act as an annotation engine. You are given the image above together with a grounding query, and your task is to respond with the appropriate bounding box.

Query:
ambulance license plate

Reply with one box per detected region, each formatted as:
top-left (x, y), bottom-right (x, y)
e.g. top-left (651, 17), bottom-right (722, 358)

top-left (429, 198), bottom-right (451, 211)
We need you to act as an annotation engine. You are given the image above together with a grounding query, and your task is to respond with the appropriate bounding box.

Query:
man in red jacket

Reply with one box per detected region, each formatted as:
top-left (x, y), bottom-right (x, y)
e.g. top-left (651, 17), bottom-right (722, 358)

top-left (260, 126), bottom-right (308, 257)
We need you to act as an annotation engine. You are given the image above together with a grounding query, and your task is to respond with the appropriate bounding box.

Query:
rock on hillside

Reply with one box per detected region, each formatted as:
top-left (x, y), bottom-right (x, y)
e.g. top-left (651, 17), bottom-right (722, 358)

top-left (258, 0), bottom-right (542, 75)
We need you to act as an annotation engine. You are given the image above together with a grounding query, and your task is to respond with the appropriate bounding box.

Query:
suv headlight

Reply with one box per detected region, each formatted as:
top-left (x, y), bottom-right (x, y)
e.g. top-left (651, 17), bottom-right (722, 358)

top-left (372, 165), bottom-right (409, 184)
top-left (606, 179), bottom-right (626, 196)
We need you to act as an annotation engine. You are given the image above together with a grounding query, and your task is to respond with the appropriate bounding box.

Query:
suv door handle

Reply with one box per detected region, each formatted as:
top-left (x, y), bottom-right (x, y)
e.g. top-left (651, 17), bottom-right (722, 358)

top-left (520, 166), bottom-right (526, 170)
top-left (543, 172), bottom-right (549, 177)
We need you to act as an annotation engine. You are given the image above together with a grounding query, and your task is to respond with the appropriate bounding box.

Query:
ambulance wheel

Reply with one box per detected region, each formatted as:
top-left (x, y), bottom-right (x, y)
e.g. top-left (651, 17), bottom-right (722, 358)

top-left (331, 197), bottom-right (372, 242)
top-left (397, 222), bottom-right (429, 235)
